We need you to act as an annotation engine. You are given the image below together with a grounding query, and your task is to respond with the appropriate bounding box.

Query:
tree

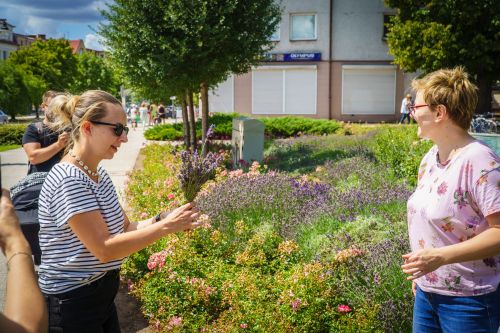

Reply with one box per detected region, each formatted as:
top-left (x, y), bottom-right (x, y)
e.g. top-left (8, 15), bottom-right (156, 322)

top-left (8, 39), bottom-right (78, 92)
top-left (100, 0), bottom-right (281, 150)
top-left (385, 0), bottom-right (500, 114)
top-left (0, 61), bottom-right (32, 120)
top-left (70, 52), bottom-right (120, 96)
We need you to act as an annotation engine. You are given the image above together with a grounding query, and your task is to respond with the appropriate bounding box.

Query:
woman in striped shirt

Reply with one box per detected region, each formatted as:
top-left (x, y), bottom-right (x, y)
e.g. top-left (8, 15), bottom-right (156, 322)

top-left (38, 90), bottom-right (201, 332)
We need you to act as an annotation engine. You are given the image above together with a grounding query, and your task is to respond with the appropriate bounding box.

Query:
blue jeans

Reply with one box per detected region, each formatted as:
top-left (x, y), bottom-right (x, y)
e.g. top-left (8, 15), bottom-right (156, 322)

top-left (413, 285), bottom-right (500, 333)
top-left (400, 113), bottom-right (411, 124)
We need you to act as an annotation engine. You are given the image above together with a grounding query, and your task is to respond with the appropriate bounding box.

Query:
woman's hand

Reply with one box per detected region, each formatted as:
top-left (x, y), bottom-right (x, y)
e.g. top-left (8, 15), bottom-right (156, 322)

top-left (401, 248), bottom-right (446, 281)
top-left (160, 202), bottom-right (202, 233)
top-left (0, 189), bottom-right (30, 257)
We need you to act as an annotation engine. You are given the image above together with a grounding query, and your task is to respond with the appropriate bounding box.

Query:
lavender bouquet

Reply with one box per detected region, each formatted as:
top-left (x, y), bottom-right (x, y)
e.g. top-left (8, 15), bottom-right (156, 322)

top-left (177, 125), bottom-right (223, 202)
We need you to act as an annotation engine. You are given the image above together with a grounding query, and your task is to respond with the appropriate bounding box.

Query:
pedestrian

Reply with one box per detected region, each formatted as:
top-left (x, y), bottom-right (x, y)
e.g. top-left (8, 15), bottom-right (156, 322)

top-left (139, 102), bottom-right (148, 128)
top-left (151, 103), bottom-right (158, 126)
top-left (157, 103), bottom-right (166, 124)
top-left (38, 90), bottom-right (202, 332)
top-left (130, 104), bottom-right (138, 130)
top-left (0, 189), bottom-right (47, 333)
top-left (22, 91), bottom-right (69, 174)
top-left (401, 67), bottom-right (500, 333)
top-left (399, 94), bottom-right (413, 124)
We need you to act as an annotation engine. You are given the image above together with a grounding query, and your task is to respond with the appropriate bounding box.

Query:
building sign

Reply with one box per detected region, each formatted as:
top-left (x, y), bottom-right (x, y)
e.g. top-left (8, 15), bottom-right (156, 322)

top-left (263, 52), bottom-right (321, 62)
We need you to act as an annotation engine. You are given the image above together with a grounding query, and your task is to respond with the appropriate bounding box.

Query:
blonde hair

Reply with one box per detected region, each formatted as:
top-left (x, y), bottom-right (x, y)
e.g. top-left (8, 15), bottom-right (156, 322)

top-left (49, 90), bottom-right (121, 150)
top-left (411, 67), bottom-right (478, 130)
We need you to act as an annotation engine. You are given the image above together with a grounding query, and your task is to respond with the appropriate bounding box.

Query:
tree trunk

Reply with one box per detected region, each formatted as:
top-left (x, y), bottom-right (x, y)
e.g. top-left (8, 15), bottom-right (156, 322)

top-left (475, 72), bottom-right (492, 115)
top-left (181, 94), bottom-right (190, 149)
top-left (200, 82), bottom-right (209, 156)
top-left (187, 89), bottom-right (197, 151)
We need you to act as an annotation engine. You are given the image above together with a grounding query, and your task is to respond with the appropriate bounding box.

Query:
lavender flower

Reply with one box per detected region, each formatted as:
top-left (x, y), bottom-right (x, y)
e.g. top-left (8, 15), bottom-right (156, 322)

top-left (177, 125), bottom-right (223, 202)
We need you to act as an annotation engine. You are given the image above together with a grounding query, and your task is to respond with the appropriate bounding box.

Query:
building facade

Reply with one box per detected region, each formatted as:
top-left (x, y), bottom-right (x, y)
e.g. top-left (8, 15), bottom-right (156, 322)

top-left (209, 0), bottom-right (416, 122)
top-left (0, 19), bottom-right (17, 60)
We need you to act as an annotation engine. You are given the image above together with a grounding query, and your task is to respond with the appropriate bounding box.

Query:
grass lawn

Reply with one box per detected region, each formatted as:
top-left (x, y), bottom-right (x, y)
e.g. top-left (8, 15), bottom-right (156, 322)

top-left (0, 144), bottom-right (21, 152)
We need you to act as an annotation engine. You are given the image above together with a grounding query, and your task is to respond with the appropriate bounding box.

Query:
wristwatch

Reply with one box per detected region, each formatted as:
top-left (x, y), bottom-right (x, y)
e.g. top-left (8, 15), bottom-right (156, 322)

top-left (154, 213), bottom-right (162, 223)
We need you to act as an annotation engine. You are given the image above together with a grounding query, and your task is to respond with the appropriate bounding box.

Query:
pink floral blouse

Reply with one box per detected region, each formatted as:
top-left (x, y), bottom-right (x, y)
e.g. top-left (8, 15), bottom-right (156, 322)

top-left (408, 140), bottom-right (500, 296)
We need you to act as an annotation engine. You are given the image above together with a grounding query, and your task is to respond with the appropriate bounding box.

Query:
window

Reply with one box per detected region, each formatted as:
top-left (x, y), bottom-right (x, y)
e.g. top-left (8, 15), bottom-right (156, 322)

top-left (290, 14), bottom-right (317, 40)
top-left (383, 14), bottom-right (395, 41)
top-left (270, 23), bottom-right (280, 41)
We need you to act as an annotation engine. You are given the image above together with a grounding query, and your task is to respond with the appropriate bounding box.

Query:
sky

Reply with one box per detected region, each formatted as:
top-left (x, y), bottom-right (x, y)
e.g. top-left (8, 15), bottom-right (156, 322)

top-left (0, 0), bottom-right (111, 51)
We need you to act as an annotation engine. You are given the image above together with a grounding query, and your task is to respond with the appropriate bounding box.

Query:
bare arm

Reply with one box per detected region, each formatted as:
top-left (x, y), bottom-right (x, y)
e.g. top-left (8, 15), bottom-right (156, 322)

top-left (0, 190), bottom-right (47, 333)
top-left (68, 203), bottom-right (201, 263)
top-left (23, 132), bottom-right (68, 165)
top-left (402, 212), bottom-right (500, 280)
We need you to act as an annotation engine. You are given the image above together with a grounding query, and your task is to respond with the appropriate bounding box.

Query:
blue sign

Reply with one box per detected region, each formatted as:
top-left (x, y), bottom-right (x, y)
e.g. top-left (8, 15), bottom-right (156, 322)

top-left (263, 52), bottom-right (321, 62)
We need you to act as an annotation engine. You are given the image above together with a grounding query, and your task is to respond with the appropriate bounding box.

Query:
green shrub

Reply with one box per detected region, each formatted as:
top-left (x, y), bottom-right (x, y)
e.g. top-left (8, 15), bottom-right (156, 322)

top-left (372, 126), bottom-right (432, 186)
top-left (144, 113), bottom-right (342, 141)
top-left (0, 124), bottom-right (27, 145)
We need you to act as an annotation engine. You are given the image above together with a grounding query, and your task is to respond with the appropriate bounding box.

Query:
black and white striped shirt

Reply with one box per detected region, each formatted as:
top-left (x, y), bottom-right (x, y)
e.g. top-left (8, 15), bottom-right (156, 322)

top-left (38, 163), bottom-right (124, 294)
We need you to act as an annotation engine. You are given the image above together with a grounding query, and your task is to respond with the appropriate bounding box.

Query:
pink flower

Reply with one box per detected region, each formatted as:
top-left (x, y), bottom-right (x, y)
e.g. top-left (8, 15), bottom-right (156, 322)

top-left (337, 304), bottom-right (352, 313)
top-left (167, 193), bottom-right (175, 200)
top-left (153, 320), bottom-right (161, 330)
top-left (437, 182), bottom-right (448, 195)
top-left (164, 179), bottom-right (173, 187)
top-left (240, 323), bottom-right (248, 329)
top-left (291, 298), bottom-right (302, 311)
top-left (167, 316), bottom-right (182, 329)
top-left (140, 212), bottom-right (148, 219)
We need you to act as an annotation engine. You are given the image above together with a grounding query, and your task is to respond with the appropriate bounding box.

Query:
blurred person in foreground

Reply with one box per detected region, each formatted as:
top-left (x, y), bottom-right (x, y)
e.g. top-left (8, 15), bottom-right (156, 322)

top-left (0, 189), bottom-right (47, 333)
top-left (402, 67), bottom-right (500, 333)
top-left (39, 90), bottom-right (202, 332)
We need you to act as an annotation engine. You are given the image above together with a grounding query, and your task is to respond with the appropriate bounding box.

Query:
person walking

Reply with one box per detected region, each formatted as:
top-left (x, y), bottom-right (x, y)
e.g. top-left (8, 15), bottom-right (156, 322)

top-left (401, 67), bottom-right (500, 333)
top-left (399, 94), bottom-right (413, 124)
top-left (38, 90), bottom-right (202, 332)
top-left (139, 102), bottom-right (148, 128)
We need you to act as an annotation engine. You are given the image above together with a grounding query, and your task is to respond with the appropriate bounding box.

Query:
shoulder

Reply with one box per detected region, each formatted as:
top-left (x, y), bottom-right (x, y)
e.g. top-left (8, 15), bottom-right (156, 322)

top-left (22, 123), bottom-right (41, 143)
top-left (462, 141), bottom-right (499, 166)
top-left (46, 164), bottom-right (90, 188)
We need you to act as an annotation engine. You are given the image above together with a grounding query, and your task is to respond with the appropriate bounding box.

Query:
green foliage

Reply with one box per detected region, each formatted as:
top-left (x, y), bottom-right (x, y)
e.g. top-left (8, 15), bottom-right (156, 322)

top-left (145, 113), bottom-right (342, 141)
top-left (0, 61), bottom-right (32, 118)
top-left (8, 39), bottom-right (78, 92)
top-left (70, 53), bottom-right (120, 96)
top-left (372, 125), bottom-right (432, 186)
top-left (100, 0), bottom-right (281, 98)
top-left (0, 124), bottom-right (28, 145)
top-left (385, 0), bottom-right (500, 113)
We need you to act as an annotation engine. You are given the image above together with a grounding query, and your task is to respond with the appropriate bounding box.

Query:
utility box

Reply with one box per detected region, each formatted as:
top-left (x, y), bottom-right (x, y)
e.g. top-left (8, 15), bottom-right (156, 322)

top-left (232, 117), bottom-right (265, 166)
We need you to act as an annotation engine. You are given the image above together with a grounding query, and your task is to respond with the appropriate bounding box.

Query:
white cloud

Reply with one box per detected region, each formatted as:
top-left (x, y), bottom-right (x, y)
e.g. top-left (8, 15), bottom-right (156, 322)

top-left (84, 33), bottom-right (104, 51)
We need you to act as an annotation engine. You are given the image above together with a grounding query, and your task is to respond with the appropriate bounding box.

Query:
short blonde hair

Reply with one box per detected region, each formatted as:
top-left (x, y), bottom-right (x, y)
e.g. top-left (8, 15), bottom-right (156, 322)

top-left (49, 90), bottom-right (121, 150)
top-left (411, 67), bottom-right (477, 130)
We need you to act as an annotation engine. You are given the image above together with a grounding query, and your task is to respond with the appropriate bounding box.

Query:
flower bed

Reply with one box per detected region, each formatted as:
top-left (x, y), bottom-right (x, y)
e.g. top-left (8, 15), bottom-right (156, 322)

top-left (123, 127), bottom-right (424, 332)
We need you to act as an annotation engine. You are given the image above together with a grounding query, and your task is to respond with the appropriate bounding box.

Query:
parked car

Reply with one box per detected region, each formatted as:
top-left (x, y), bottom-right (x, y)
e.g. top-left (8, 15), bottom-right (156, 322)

top-left (0, 110), bottom-right (9, 124)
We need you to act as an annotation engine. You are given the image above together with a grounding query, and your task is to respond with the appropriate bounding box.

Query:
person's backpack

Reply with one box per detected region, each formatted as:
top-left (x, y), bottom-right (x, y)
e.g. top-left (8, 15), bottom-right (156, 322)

top-left (10, 172), bottom-right (48, 265)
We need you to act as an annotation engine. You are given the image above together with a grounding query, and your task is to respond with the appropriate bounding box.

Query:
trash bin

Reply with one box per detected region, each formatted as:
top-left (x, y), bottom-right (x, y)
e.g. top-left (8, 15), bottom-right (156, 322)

top-left (232, 117), bottom-right (264, 167)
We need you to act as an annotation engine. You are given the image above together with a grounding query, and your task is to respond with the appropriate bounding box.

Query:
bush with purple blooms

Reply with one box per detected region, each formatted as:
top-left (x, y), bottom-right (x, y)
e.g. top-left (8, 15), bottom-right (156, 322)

top-left (122, 125), bottom-right (426, 332)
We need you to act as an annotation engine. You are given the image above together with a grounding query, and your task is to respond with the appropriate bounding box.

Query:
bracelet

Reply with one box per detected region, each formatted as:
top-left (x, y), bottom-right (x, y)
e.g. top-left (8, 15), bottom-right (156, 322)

top-left (6, 251), bottom-right (32, 270)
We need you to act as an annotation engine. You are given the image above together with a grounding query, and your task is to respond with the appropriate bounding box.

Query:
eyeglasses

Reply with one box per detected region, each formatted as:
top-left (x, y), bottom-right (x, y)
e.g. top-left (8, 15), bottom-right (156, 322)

top-left (90, 121), bottom-right (129, 136)
top-left (409, 104), bottom-right (429, 116)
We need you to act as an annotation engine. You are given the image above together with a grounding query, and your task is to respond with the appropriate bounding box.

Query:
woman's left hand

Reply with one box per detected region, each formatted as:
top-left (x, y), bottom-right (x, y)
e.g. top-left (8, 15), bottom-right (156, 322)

top-left (401, 248), bottom-right (446, 280)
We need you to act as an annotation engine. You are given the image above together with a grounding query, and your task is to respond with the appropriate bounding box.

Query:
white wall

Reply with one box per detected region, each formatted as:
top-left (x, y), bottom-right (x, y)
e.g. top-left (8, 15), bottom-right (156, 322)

top-left (269, 0), bottom-right (330, 60)
top-left (332, 0), bottom-right (395, 60)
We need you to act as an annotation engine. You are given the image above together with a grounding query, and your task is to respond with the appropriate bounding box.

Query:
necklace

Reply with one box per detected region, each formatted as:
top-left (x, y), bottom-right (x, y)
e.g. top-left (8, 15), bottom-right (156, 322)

top-left (68, 149), bottom-right (99, 178)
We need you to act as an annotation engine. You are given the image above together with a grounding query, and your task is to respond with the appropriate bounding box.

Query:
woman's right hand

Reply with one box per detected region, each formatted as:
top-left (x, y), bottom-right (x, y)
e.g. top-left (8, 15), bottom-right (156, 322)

top-left (160, 202), bottom-right (202, 233)
top-left (0, 189), bottom-right (30, 257)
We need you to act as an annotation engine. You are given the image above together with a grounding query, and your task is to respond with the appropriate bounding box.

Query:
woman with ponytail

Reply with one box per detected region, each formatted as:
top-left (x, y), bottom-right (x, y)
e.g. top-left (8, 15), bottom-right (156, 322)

top-left (401, 67), bottom-right (500, 332)
top-left (38, 90), bottom-right (202, 332)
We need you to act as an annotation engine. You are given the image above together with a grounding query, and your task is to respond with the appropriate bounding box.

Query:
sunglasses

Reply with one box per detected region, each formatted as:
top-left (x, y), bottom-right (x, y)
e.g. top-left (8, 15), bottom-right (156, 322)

top-left (90, 121), bottom-right (130, 136)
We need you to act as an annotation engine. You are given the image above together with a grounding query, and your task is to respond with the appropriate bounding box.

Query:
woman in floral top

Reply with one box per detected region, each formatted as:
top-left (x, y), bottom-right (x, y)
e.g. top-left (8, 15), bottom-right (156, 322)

top-left (401, 67), bottom-right (499, 333)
